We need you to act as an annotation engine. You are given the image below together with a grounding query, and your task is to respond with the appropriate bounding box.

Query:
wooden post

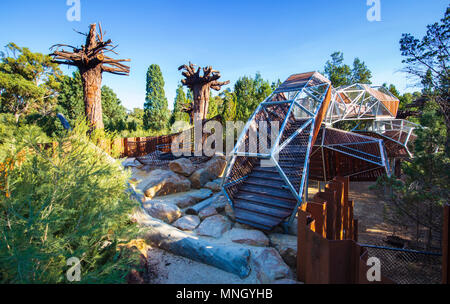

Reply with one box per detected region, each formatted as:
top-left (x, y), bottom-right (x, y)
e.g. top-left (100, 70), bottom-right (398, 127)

top-left (443, 205), bottom-right (450, 284)
top-left (297, 208), bottom-right (307, 282)
top-left (123, 138), bottom-right (128, 158)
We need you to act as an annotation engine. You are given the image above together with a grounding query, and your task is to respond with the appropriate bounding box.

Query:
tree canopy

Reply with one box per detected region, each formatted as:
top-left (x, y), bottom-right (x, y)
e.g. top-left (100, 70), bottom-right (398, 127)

top-left (0, 43), bottom-right (62, 122)
top-left (323, 52), bottom-right (372, 87)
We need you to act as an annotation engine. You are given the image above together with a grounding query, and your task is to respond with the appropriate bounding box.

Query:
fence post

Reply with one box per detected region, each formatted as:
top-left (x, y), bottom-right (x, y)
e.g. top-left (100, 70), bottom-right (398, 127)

top-left (297, 208), bottom-right (307, 282)
top-left (443, 205), bottom-right (450, 284)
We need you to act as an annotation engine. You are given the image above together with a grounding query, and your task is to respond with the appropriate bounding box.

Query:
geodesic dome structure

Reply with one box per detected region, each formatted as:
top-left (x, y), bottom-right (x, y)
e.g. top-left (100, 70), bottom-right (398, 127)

top-left (222, 72), bottom-right (394, 231)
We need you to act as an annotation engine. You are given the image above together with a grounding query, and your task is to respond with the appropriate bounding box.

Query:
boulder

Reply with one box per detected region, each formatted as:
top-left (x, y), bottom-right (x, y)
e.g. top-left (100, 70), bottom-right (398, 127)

top-left (204, 180), bottom-right (222, 192)
top-left (143, 201), bottom-right (182, 224)
top-left (212, 195), bottom-right (228, 212)
top-left (195, 215), bottom-right (231, 238)
top-left (224, 203), bottom-right (236, 221)
top-left (198, 205), bottom-right (218, 220)
top-left (185, 193), bottom-right (223, 215)
top-left (251, 247), bottom-right (293, 284)
top-left (169, 158), bottom-right (195, 177)
top-left (136, 169), bottom-right (191, 199)
top-left (269, 233), bottom-right (298, 269)
top-left (223, 228), bottom-right (269, 247)
top-left (122, 158), bottom-right (140, 168)
top-left (149, 189), bottom-right (213, 209)
top-left (134, 210), bottom-right (251, 278)
top-left (173, 215), bottom-right (201, 231)
top-left (189, 156), bottom-right (227, 189)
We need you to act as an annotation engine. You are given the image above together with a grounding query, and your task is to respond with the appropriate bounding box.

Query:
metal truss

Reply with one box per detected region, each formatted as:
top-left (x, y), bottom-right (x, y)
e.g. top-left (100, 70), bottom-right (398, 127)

top-left (352, 119), bottom-right (420, 158)
top-left (325, 84), bottom-right (400, 124)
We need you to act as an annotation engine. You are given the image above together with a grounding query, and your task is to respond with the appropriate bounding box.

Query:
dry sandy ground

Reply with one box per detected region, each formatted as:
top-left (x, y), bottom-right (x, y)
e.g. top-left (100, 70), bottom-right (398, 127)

top-left (307, 181), bottom-right (393, 245)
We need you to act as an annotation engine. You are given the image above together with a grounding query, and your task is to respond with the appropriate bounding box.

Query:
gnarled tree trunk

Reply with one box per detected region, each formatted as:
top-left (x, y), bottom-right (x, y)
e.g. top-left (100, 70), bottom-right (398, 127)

top-left (80, 65), bottom-right (104, 129)
top-left (178, 63), bottom-right (229, 123)
top-left (50, 23), bottom-right (130, 131)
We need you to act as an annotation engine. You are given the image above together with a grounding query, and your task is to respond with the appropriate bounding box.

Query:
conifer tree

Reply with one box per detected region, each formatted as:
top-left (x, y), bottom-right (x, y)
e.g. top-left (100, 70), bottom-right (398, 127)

top-left (143, 64), bottom-right (169, 131)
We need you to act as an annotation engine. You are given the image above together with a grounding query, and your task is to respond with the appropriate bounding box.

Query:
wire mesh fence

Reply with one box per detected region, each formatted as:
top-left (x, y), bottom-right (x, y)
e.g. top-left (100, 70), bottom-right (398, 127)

top-left (360, 244), bottom-right (442, 284)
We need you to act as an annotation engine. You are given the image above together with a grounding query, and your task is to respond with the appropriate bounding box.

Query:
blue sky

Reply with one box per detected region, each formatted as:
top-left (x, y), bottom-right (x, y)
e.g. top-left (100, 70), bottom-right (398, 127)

top-left (0, 0), bottom-right (448, 111)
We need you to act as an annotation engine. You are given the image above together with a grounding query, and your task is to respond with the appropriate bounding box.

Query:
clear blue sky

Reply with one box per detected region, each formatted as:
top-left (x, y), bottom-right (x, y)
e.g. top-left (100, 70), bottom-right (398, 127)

top-left (0, 0), bottom-right (448, 111)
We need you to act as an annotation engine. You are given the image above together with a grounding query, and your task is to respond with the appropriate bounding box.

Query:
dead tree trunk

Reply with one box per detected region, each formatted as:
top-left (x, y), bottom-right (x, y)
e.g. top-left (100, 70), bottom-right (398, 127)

top-left (80, 65), bottom-right (104, 129)
top-left (50, 23), bottom-right (130, 130)
top-left (178, 63), bottom-right (229, 122)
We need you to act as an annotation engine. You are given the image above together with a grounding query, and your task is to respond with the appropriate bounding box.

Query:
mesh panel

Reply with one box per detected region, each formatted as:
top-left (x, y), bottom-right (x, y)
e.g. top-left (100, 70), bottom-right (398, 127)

top-left (323, 128), bottom-right (384, 165)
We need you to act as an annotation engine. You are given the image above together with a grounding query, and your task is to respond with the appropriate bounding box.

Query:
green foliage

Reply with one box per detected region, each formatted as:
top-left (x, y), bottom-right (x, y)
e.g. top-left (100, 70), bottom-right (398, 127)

top-left (235, 73), bottom-right (273, 122)
top-left (170, 85), bottom-right (190, 125)
top-left (375, 109), bottom-right (449, 248)
top-left (143, 64), bottom-right (169, 131)
top-left (0, 43), bottom-right (63, 122)
top-left (324, 52), bottom-right (372, 87)
top-left (0, 120), bottom-right (140, 283)
top-left (57, 72), bottom-right (84, 122)
top-left (207, 95), bottom-right (223, 120)
top-left (400, 6), bottom-right (449, 153)
top-left (101, 86), bottom-right (127, 132)
top-left (220, 89), bottom-right (237, 122)
top-left (57, 71), bottom-right (128, 134)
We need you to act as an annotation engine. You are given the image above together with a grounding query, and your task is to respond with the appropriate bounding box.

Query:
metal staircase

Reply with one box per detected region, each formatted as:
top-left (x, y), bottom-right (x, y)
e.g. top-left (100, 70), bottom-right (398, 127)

top-left (222, 72), bottom-right (333, 231)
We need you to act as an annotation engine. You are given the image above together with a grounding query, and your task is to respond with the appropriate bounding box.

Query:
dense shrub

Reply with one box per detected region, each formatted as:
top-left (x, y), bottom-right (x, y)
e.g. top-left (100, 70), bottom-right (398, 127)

top-left (0, 121), bottom-right (140, 283)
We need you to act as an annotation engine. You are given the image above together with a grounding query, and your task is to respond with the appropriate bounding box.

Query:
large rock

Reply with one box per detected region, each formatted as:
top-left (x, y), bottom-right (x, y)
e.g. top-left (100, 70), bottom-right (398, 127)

top-left (198, 205), bottom-right (218, 220)
top-left (269, 233), bottom-right (298, 269)
top-left (173, 215), bottom-right (201, 231)
top-left (169, 158), bottom-right (195, 177)
top-left (189, 156), bottom-right (227, 189)
top-left (251, 247), bottom-right (293, 284)
top-left (223, 228), bottom-right (269, 247)
top-left (185, 193), bottom-right (224, 215)
top-left (134, 210), bottom-right (251, 278)
top-left (212, 195), bottom-right (228, 212)
top-left (204, 179), bottom-right (222, 192)
top-left (195, 215), bottom-right (231, 238)
top-left (143, 201), bottom-right (182, 224)
top-left (136, 169), bottom-right (191, 199)
top-left (149, 189), bottom-right (213, 209)
top-left (224, 203), bottom-right (236, 221)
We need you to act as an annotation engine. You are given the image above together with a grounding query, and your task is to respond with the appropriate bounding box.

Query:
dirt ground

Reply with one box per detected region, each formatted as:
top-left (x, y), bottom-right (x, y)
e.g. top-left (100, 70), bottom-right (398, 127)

top-left (308, 181), bottom-right (395, 245)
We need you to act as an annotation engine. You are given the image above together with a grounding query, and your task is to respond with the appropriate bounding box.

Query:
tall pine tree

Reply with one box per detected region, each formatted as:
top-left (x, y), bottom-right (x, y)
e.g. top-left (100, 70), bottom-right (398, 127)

top-left (143, 64), bottom-right (169, 131)
top-left (170, 84), bottom-right (190, 125)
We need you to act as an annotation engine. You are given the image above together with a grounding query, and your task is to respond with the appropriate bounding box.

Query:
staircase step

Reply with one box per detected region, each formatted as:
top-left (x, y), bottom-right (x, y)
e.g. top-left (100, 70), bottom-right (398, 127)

top-left (234, 208), bottom-right (283, 230)
top-left (234, 199), bottom-right (292, 218)
top-left (249, 171), bottom-right (283, 181)
top-left (245, 177), bottom-right (288, 189)
top-left (236, 192), bottom-right (296, 208)
top-left (240, 184), bottom-right (297, 201)
top-left (235, 217), bottom-right (273, 231)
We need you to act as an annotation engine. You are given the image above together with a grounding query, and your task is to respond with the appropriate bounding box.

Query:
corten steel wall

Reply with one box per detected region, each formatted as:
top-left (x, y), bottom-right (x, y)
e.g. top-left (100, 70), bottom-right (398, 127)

top-left (297, 176), bottom-right (394, 284)
top-left (443, 205), bottom-right (450, 284)
top-left (115, 116), bottom-right (223, 158)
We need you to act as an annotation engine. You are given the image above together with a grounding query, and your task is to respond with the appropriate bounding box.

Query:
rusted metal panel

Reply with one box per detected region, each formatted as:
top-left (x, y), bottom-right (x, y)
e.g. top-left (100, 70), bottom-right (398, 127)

top-left (443, 205), bottom-right (450, 284)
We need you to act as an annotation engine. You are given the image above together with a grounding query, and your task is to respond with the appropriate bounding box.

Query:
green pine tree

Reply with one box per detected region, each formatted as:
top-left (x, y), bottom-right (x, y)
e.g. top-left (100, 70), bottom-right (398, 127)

top-left (170, 84), bottom-right (190, 125)
top-left (143, 64), bottom-right (169, 131)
